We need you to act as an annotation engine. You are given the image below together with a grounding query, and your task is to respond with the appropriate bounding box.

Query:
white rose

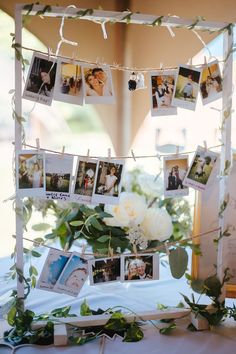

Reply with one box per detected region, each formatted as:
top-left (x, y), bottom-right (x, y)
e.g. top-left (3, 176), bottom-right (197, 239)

top-left (141, 207), bottom-right (173, 241)
top-left (104, 192), bottom-right (147, 227)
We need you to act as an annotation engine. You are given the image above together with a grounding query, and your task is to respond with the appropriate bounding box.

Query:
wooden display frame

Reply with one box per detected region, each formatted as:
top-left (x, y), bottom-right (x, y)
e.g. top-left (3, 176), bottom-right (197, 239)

top-left (192, 155), bottom-right (236, 298)
top-left (14, 3), bottom-right (233, 335)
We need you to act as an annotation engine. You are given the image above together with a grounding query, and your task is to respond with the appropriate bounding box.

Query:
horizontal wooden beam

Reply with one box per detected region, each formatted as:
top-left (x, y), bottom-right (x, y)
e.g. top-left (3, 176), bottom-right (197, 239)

top-left (17, 4), bottom-right (228, 32)
top-left (31, 308), bottom-right (190, 329)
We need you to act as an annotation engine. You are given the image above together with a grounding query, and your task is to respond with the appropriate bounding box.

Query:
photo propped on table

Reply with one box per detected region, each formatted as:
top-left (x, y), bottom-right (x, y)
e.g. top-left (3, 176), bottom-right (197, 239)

top-left (89, 257), bottom-right (121, 285)
top-left (16, 150), bottom-right (45, 197)
top-left (92, 158), bottom-right (125, 205)
top-left (36, 248), bottom-right (71, 292)
top-left (172, 64), bottom-right (202, 111)
top-left (163, 155), bottom-right (189, 198)
top-left (149, 70), bottom-right (177, 116)
top-left (81, 64), bottom-right (115, 104)
top-left (45, 153), bottom-right (74, 201)
top-left (54, 58), bottom-right (84, 105)
top-left (121, 254), bottom-right (159, 282)
top-left (22, 52), bottom-right (57, 106)
top-left (183, 145), bottom-right (218, 192)
top-left (71, 157), bottom-right (98, 204)
top-left (54, 252), bottom-right (88, 297)
top-left (200, 60), bottom-right (222, 105)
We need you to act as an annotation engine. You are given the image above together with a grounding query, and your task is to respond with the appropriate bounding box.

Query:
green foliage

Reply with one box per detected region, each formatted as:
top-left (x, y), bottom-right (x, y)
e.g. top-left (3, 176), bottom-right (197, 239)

top-left (159, 322), bottom-right (176, 335)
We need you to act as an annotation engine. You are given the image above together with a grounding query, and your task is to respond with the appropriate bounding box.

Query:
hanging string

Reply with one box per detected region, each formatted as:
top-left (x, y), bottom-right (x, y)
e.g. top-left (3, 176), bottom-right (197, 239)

top-left (12, 141), bottom-right (223, 160)
top-left (15, 226), bottom-right (221, 258)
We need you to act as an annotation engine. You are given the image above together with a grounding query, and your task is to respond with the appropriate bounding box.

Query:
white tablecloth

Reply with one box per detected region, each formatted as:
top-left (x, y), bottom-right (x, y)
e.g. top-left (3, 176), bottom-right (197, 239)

top-left (1, 253), bottom-right (236, 353)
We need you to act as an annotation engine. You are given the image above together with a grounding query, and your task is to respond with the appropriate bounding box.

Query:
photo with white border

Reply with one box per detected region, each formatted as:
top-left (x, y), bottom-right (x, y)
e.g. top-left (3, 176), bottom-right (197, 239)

top-left (71, 157), bottom-right (98, 204)
top-left (149, 70), bottom-right (177, 116)
top-left (81, 64), bottom-right (115, 104)
top-left (121, 254), bottom-right (159, 282)
top-left (89, 257), bottom-right (121, 285)
top-left (22, 52), bottom-right (57, 106)
top-left (45, 153), bottom-right (74, 201)
top-left (16, 150), bottom-right (45, 197)
top-left (164, 155), bottom-right (189, 198)
top-left (92, 158), bottom-right (125, 205)
top-left (183, 146), bottom-right (218, 192)
top-left (172, 64), bottom-right (202, 111)
top-left (36, 249), bottom-right (70, 292)
top-left (54, 58), bottom-right (84, 105)
top-left (54, 252), bottom-right (88, 297)
top-left (200, 60), bottom-right (222, 105)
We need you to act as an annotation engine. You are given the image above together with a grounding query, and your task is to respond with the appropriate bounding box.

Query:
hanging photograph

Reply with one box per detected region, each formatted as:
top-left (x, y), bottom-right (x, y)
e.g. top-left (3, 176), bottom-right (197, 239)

top-left (37, 249), bottom-right (70, 292)
top-left (163, 155), bottom-right (189, 197)
top-left (54, 252), bottom-right (88, 297)
top-left (54, 58), bottom-right (84, 105)
top-left (92, 158), bottom-right (125, 205)
top-left (71, 157), bottom-right (98, 204)
top-left (172, 64), bottom-right (202, 111)
top-left (149, 70), bottom-right (177, 116)
top-left (89, 257), bottom-right (121, 285)
top-left (81, 64), bottom-right (115, 104)
top-left (16, 150), bottom-right (45, 197)
top-left (22, 52), bottom-right (57, 106)
top-left (200, 60), bottom-right (223, 105)
top-left (121, 254), bottom-right (159, 282)
top-left (183, 146), bottom-right (218, 191)
top-left (45, 153), bottom-right (74, 200)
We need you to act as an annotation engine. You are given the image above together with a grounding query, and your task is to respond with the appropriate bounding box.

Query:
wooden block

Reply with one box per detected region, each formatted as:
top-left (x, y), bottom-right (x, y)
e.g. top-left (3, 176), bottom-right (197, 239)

top-left (190, 312), bottom-right (210, 331)
top-left (54, 323), bottom-right (68, 346)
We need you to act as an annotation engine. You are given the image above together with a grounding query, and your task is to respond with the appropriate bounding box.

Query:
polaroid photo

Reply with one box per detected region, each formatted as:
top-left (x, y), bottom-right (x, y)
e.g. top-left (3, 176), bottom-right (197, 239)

top-left (16, 150), bottom-right (45, 197)
top-left (22, 52), bottom-right (57, 106)
top-left (92, 158), bottom-right (125, 205)
top-left (71, 157), bottom-right (98, 204)
top-left (200, 60), bottom-right (223, 105)
top-left (183, 145), bottom-right (219, 192)
top-left (89, 257), bottom-right (121, 285)
top-left (36, 249), bottom-right (70, 292)
top-left (149, 70), bottom-right (177, 116)
top-left (45, 153), bottom-right (74, 201)
top-left (81, 64), bottom-right (115, 104)
top-left (121, 254), bottom-right (159, 282)
top-left (54, 252), bottom-right (88, 297)
top-left (54, 58), bottom-right (84, 105)
top-left (164, 155), bottom-right (189, 198)
top-left (172, 64), bottom-right (202, 111)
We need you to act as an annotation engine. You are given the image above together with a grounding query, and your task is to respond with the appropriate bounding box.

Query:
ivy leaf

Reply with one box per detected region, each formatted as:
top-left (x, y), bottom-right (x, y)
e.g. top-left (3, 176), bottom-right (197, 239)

top-left (105, 312), bottom-right (127, 332)
top-left (29, 265), bottom-right (38, 276)
top-left (31, 275), bottom-right (37, 288)
top-left (80, 299), bottom-right (92, 316)
top-left (169, 247), bottom-right (188, 279)
top-left (159, 322), bottom-right (176, 335)
top-left (51, 306), bottom-right (75, 318)
top-left (69, 220), bottom-right (84, 227)
top-left (97, 235), bottom-right (110, 243)
top-left (157, 303), bottom-right (168, 310)
top-left (123, 322), bottom-right (143, 342)
top-left (32, 223), bottom-right (51, 231)
top-left (7, 306), bottom-right (17, 326)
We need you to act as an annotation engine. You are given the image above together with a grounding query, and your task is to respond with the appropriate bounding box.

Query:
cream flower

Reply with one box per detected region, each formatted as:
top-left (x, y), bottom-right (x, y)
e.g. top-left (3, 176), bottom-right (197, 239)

top-left (141, 207), bottom-right (173, 241)
top-left (104, 192), bottom-right (147, 227)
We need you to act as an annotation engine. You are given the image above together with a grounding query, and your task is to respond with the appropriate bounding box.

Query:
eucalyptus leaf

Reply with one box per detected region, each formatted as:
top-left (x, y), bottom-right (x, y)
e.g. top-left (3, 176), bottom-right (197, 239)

top-left (90, 216), bottom-right (103, 231)
top-left (31, 250), bottom-right (42, 258)
top-left (169, 247), bottom-right (188, 279)
top-left (69, 220), bottom-right (84, 227)
top-left (32, 223), bottom-right (51, 231)
top-left (204, 276), bottom-right (222, 298)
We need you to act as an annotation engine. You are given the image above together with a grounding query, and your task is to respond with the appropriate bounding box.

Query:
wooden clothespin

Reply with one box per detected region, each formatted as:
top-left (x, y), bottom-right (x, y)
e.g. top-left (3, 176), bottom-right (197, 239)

top-left (164, 241), bottom-right (170, 256)
top-left (108, 148), bottom-right (111, 163)
top-left (175, 145), bottom-right (180, 156)
top-left (47, 47), bottom-right (52, 62)
top-left (189, 57), bottom-right (193, 67)
top-left (86, 149), bottom-right (90, 163)
top-left (131, 149), bottom-right (136, 162)
top-left (81, 244), bottom-right (86, 258)
top-left (203, 140), bottom-right (208, 152)
top-left (204, 56), bottom-right (208, 67)
top-left (132, 243), bottom-right (138, 256)
top-left (60, 145), bottom-right (65, 159)
top-left (36, 138), bottom-right (40, 153)
top-left (160, 62), bottom-right (163, 71)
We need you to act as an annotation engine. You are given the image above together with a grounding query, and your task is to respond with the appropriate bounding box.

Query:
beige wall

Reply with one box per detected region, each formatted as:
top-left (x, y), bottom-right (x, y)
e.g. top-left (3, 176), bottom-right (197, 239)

top-left (1, 0), bottom-right (235, 154)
